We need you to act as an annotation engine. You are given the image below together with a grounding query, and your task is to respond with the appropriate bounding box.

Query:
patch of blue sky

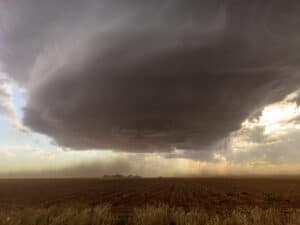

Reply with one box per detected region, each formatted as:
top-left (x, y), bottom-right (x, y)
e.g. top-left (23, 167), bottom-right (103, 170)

top-left (0, 87), bottom-right (56, 152)
top-left (11, 86), bottom-right (26, 121)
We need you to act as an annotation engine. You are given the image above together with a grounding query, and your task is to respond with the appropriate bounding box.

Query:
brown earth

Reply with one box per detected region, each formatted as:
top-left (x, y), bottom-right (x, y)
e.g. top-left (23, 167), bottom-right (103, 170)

top-left (0, 178), bottom-right (299, 214)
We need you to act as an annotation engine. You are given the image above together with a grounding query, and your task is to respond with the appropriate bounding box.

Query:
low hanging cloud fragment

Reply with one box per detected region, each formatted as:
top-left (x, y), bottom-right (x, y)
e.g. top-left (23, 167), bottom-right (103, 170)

top-left (1, 0), bottom-right (300, 152)
top-left (0, 75), bottom-right (12, 117)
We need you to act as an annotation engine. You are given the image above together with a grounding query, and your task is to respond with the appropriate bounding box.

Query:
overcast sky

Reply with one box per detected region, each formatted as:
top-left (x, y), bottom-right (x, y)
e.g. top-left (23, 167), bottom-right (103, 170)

top-left (0, 0), bottom-right (300, 177)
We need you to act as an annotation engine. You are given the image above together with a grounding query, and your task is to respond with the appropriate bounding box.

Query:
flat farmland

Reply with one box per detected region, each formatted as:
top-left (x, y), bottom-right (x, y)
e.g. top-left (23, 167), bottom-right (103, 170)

top-left (0, 178), bottom-right (299, 213)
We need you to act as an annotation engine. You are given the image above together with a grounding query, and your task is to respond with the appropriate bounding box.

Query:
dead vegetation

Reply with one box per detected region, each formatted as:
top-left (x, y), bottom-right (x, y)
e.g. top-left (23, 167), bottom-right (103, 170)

top-left (133, 205), bottom-right (300, 225)
top-left (0, 205), bottom-right (116, 225)
top-left (0, 205), bottom-right (299, 225)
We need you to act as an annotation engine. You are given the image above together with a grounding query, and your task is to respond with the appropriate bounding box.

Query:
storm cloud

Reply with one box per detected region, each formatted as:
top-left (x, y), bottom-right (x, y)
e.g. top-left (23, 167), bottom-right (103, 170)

top-left (1, 0), bottom-right (300, 152)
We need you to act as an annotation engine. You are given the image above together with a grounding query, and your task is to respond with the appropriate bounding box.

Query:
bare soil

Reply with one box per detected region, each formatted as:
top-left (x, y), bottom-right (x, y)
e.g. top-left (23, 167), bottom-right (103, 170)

top-left (0, 177), bottom-right (299, 213)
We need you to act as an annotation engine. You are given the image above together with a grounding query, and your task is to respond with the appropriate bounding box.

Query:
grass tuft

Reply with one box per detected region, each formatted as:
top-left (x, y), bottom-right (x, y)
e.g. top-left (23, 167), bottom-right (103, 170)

top-left (0, 205), bottom-right (299, 225)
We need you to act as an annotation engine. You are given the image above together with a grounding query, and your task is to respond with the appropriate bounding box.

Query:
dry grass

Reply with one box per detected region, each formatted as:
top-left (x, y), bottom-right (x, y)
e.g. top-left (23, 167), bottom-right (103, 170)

top-left (0, 205), bottom-right (116, 225)
top-left (0, 204), bottom-right (299, 225)
top-left (132, 205), bottom-right (300, 225)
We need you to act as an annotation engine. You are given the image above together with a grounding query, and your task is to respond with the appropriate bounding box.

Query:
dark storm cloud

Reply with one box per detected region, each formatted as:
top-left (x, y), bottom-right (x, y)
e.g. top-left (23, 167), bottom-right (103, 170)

top-left (1, 0), bottom-right (300, 152)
